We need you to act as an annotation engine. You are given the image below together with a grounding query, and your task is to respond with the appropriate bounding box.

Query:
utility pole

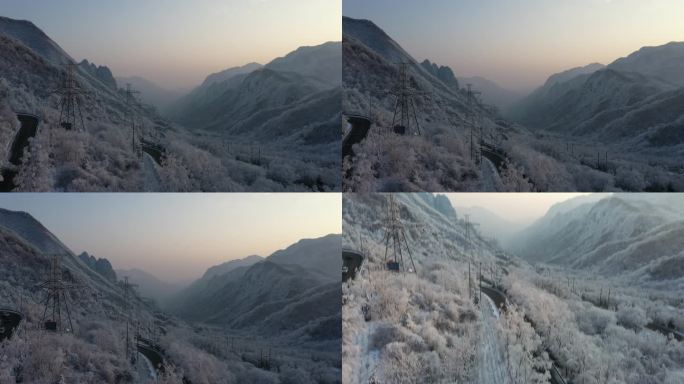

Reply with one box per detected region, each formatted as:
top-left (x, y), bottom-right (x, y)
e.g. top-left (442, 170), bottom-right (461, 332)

top-left (125, 84), bottom-right (141, 155)
top-left (122, 276), bottom-right (138, 362)
top-left (466, 84), bottom-right (482, 162)
top-left (479, 261), bottom-right (482, 303)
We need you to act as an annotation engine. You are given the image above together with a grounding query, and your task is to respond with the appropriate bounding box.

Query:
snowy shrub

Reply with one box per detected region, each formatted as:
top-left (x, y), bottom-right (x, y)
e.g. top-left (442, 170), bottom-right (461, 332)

top-left (576, 306), bottom-right (615, 335)
top-left (617, 306), bottom-right (648, 331)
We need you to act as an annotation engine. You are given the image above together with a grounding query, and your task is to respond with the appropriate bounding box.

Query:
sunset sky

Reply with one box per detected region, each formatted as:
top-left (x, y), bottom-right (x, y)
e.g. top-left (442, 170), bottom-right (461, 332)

top-left (343, 0), bottom-right (684, 91)
top-left (2, 0), bottom-right (341, 89)
top-left (0, 193), bottom-right (341, 282)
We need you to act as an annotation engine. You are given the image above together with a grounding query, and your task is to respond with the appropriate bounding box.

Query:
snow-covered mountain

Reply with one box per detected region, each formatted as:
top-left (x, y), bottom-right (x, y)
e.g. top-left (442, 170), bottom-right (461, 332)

top-left (78, 251), bottom-right (117, 282)
top-left (0, 16), bottom-right (169, 191)
top-left (167, 234), bottom-right (341, 339)
top-left (200, 62), bottom-right (263, 88)
top-left (0, 207), bottom-right (341, 382)
top-left (200, 254), bottom-right (263, 280)
top-left (168, 42), bottom-right (341, 140)
top-left (0, 15), bottom-right (340, 192)
top-left (513, 195), bottom-right (684, 288)
top-left (343, 193), bottom-right (499, 269)
top-left (420, 59), bottom-right (459, 90)
top-left (0, 16), bottom-right (72, 66)
top-left (343, 17), bottom-right (511, 191)
top-left (609, 42), bottom-right (684, 87)
top-left (544, 63), bottom-right (606, 88)
top-left (510, 42), bottom-right (684, 148)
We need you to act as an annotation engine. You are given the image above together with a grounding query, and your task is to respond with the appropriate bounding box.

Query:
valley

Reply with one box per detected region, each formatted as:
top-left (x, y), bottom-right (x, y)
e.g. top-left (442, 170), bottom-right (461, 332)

top-left (0, 205), bottom-right (342, 384)
top-left (342, 16), bottom-right (684, 192)
top-left (0, 16), bottom-right (341, 192)
top-left (342, 193), bottom-right (684, 384)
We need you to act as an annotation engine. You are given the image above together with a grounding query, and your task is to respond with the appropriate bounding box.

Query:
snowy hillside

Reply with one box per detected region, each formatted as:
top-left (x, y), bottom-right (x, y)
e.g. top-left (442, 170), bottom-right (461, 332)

top-left (0, 16), bottom-right (341, 191)
top-left (509, 42), bottom-right (684, 187)
top-left (0, 208), bottom-right (342, 383)
top-left (201, 254), bottom-right (263, 280)
top-left (342, 193), bottom-right (519, 383)
top-left (0, 16), bottom-right (72, 66)
top-left (343, 193), bottom-right (684, 384)
top-left (514, 195), bottom-right (684, 289)
top-left (343, 17), bottom-right (533, 192)
top-left (166, 42), bottom-right (342, 191)
top-left (609, 42), bottom-right (684, 86)
top-left (168, 235), bottom-right (341, 332)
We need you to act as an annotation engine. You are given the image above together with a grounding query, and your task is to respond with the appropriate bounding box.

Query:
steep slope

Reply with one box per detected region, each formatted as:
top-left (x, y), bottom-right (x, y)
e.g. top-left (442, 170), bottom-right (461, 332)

top-left (512, 68), bottom-right (674, 134)
top-left (167, 62), bottom-right (262, 117)
top-left (0, 208), bottom-right (125, 295)
top-left (79, 59), bottom-right (117, 89)
top-left (343, 17), bottom-right (510, 192)
top-left (609, 42), bottom-right (684, 86)
top-left (0, 16), bottom-right (72, 66)
top-left (265, 41), bottom-right (341, 88)
top-left (0, 17), bottom-right (171, 192)
top-left (78, 251), bottom-right (117, 282)
top-left (201, 254), bottom-right (263, 280)
top-left (201, 62), bottom-right (263, 88)
top-left (513, 195), bottom-right (684, 286)
top-left (166, 42), bottom-right (342, 166)
top-left (168, 235), bottom-right (341, 338)
top-left (544, 63), bottom-right (606, 88)
top-left (421, 59), bottom-right (459, 90)
top-left (510, 43), bottom-right (684, 147)
top-left (342, 193), bottom-right (507, 383)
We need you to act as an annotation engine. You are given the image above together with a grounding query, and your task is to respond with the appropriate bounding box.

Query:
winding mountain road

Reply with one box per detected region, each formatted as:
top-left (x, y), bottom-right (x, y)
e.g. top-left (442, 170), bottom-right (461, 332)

top-left (477, 294), bottom-right (510, 384)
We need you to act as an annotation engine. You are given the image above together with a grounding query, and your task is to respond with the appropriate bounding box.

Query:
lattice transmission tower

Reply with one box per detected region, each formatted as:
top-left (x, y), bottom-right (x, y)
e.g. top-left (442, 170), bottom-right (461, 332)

top-left (390, 62), bottom-right (428, 136)
top-left (53, 63), bottom-right (89, 132)
top-left (37, 254), bottom-right (79, 332)
top-left (382, 195), bottom-right (417, 273)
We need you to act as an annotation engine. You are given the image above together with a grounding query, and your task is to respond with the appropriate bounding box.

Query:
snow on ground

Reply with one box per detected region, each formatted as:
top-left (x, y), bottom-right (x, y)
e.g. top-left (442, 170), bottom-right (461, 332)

top-left (142, 153), bottom-right (161, 192)
top-left (477, 294), bottom-right (509, 384)
top-left (357, 321), bottom-right (380, 383)
top-left (135, 353), bottom-right (157, 383)
top-left (479, 157), bottom-right (504, 192)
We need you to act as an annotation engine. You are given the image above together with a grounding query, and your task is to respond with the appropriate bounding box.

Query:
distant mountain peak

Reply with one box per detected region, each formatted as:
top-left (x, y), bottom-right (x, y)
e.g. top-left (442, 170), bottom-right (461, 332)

top-left (78, 59), bottom-right (117, 89)
top-left (201, 62), bottom-right (263, 87)
top-left (544, 62), bottom-right (606, 87)
top-left (201, 254), bottom-right (264, 280)
top-left (420, 59), bottom-right (459, 89)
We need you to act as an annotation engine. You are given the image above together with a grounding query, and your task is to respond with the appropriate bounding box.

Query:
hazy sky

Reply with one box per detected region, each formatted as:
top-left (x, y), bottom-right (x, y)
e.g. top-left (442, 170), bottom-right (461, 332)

top-left (448, 193), bottom-right (594, 225)
top-left (1, 0), bottom-right (341, 89)
top-left (343, 0), bottom-right (684, 91)
top-left (0, 193), bottom-right (341, 283)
